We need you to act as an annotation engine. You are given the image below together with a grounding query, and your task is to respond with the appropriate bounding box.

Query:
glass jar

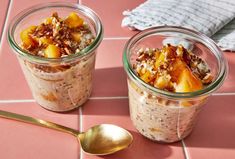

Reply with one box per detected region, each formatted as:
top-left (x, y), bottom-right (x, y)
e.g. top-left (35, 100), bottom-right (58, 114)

top-left (8, 2), bottom-right (103, 112)
top-left (123, 26), bottom-right (227, 143)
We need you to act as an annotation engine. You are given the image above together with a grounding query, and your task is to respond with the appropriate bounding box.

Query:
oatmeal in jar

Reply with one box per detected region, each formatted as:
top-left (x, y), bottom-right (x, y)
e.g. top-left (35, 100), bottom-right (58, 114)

top-left (18, 12), bottom-right (97, 111)
top-left (128, 44), bottom-right (213, 142)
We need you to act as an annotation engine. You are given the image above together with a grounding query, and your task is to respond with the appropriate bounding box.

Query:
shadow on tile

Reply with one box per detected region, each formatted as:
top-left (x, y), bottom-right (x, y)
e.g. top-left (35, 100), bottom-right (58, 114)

top-left (83, 130), bottom-right (181, 159)
top-left (81, 98), bottom-right (129, 116)
top-left (184, 95), bottom-right (235, 149)
top-left (218, 52), bottom-right (235, 92)
top-left (92, 67), bottom-right (128, 97)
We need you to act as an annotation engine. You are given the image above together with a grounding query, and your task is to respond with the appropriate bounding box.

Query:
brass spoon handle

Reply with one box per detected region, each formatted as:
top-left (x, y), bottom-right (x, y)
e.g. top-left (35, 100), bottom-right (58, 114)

top-left (0, 110), bottom-right (79, 137)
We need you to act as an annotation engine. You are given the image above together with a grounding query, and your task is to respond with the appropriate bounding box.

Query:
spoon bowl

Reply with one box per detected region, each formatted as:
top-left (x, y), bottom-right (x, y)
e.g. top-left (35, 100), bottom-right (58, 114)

top-left (0, 110), bottom-right (133, 155)
top-left (78, 124), bottom-right (133, 155)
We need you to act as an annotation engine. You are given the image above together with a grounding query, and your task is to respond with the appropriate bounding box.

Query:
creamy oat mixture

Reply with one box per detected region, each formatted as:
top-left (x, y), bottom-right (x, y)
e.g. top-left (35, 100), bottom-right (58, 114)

top-left (129, 44), bottom-right (212, 142)
top-left (19, 12), bottom-right (95, 111)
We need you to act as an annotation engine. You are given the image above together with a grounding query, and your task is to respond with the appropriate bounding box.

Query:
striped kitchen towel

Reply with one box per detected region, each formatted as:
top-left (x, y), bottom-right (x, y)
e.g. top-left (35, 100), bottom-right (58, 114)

top-left (122, 0), bottom-right (235, 51)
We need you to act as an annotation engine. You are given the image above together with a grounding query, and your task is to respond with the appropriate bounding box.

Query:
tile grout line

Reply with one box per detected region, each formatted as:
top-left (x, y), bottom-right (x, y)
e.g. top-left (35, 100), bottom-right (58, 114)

top-left (0, 96), bottom-right (129, 103)
top-left (79, 106), bottom-right (83, 159)
top-left (181, 140), bottom-right (190, 159)
top-left (103, 37), bottom-right (131, 40)
top-left (0, 99), bottom-right (35, 103)
top-left (1, 92), bottom-right (235, 103)
top-left (89, 96), bottom-right (128, 100)
top-left (211, 92), bottom-right (235, 96)
top-left (0, 0), bottom-right (12, 50)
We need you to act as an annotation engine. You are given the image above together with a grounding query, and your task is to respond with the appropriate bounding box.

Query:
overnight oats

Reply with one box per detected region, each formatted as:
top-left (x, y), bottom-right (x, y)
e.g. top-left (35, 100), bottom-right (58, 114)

top-left (8, 3), bottom-right (103, 112)
top-left (123, 27), bottom-right (227, 143)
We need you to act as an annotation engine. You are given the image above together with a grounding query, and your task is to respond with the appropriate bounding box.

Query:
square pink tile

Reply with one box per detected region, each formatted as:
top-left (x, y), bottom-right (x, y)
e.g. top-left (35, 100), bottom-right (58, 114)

top-left (0, 47), bottom-right (32, 99)
top-left (183, 95), bottom-right (235, 159)
top-left (81, 0), bottom-right (144, 37)
top-left (0, 102), bottom-right (80, 159)
top-left (7, 0), bottom-right (78, 19)
top-left (216, 52), bottom-right (235, 93)
top-left (92, 67), bottom-right (128, 97)
top-left (92, 39), bottom-right (128, 97)
top-left (0, 0), bottom-right (9, 38)
top-left (95, 40), bottom-right (127, 69)
top-left (80, 99), bottom-right (185, 159)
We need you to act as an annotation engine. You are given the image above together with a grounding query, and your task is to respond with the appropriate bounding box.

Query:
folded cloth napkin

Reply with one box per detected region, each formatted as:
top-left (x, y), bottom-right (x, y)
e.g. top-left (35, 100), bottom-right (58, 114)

top-left (122, 0), bottom-right (235, 51)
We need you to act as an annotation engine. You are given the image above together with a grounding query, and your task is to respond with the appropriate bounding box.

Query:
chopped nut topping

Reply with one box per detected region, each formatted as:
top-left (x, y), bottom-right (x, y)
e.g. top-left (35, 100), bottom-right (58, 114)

top-left (133, 44), bottom-right (213, 92)
top-left (20, 12), bottom-right (94, 58)
top-left (19, 12), bottom-right (95, 73)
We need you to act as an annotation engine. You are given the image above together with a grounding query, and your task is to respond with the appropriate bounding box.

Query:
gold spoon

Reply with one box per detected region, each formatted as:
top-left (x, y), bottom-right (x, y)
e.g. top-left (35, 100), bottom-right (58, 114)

top-left (0, 110), bottom-right (133, 155)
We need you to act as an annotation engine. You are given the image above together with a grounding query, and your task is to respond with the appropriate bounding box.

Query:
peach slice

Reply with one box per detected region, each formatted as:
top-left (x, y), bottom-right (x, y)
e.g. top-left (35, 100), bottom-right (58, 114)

top-left (65, 12), bottom-right (84, 28)
top-left (154, 51), bottom-right (165, 69)
top-left (175, 65), bottom-right (203, 92)
top-left (170, 58), bottom-right (186, 82)
top-left (154, 45), bottom-right (177, 69)
top-left (20, 26), bottom-right (37, 48)
top-left (44, 44), bottom-right (61, 58)
top-left (140, 70), bottom-right (152, 83)
top-left (170, 58), bottom-right (202, 92)
top-left (72, 32), bottom-right (81, 42)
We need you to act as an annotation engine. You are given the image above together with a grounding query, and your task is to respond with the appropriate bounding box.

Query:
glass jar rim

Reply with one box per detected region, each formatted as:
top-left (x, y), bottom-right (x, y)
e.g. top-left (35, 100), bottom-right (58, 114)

top-left (7, 2), bottom-right (103, 64)
top-left (123, 26), bottom-right (228, 99)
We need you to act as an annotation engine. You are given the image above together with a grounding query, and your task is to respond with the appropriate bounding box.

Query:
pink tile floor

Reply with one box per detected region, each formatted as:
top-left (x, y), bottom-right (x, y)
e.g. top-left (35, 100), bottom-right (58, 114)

top-left (0, 0), bottom-right (235, 159)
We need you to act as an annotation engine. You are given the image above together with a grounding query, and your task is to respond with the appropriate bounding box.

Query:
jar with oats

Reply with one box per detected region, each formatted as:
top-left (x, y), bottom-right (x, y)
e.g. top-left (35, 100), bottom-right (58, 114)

top-left (123, 26), bottom-right (227, 143)
top-left (8, 2), bottom-right (103, 112)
